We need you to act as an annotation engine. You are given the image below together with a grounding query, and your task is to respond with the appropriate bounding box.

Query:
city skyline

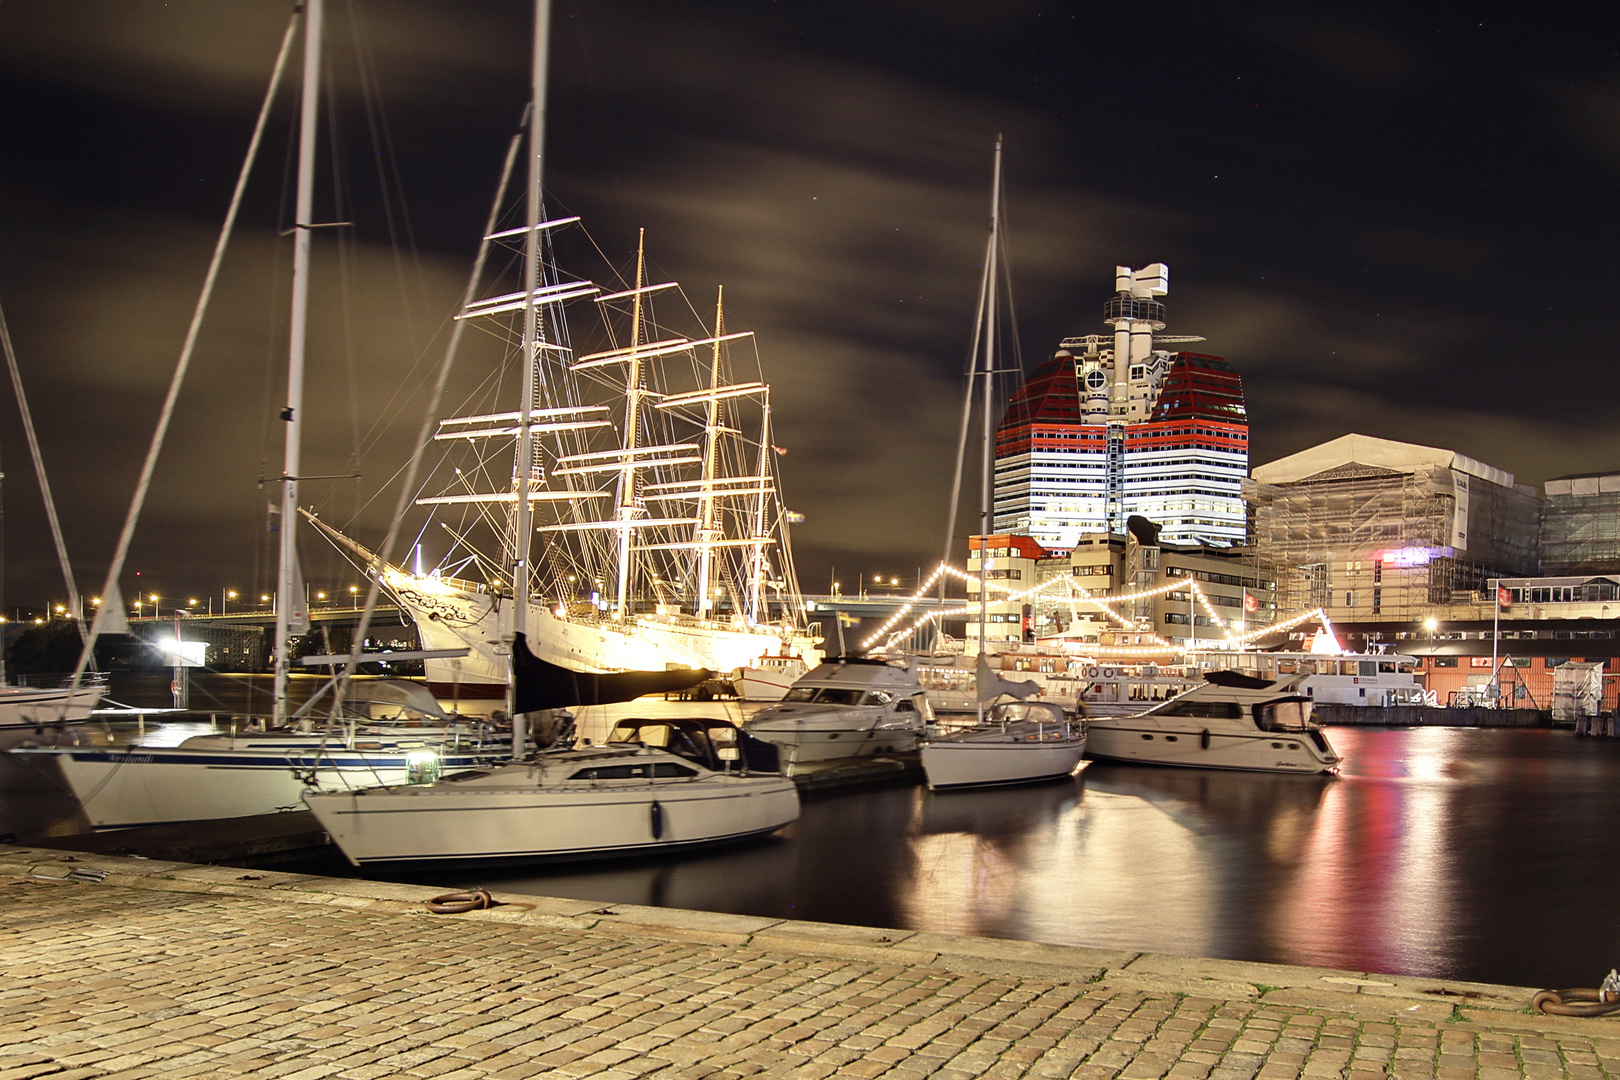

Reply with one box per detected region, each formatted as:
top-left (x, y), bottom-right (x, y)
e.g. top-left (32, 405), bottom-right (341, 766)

top-left (2, 2), bottom-right (1618, 606)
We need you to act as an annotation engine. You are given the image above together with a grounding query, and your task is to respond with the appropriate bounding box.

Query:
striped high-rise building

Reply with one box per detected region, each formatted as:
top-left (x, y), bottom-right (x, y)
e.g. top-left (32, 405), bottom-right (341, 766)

top-left (992, 264), bottom-right (1248, 550)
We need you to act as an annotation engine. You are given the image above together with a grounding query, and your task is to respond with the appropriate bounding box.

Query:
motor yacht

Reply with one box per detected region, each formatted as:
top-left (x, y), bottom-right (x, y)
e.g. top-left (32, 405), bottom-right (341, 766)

top-left (1085, 671), bottom-right (1341, 774)
top-left (742, 657), bottom-right (932, 767)
top-left (920, 700), bottom-right (1087, 789)
top-left (304, 716), bottom-right (798, 866)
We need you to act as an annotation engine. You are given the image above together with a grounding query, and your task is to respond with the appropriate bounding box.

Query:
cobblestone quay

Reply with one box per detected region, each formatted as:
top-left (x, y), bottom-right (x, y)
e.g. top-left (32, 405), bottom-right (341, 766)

top-left (1, 845), bottom-right (1615, 1080)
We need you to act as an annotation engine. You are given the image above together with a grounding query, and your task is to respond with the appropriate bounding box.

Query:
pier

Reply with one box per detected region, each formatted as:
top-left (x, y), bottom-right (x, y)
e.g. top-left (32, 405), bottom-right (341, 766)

top-left (2, 843), bottom-right (1612, 1080)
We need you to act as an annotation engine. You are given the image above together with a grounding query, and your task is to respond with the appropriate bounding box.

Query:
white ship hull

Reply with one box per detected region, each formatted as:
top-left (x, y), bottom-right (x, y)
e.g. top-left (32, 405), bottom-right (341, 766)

top-left (390, 572), bottom-right (820, 696)
top-left (32, 732), bottom-right (497, 829)
top-left (305, 755), bottom-right (799, 866)
top-left (0, 684), bottom-right (103, 747)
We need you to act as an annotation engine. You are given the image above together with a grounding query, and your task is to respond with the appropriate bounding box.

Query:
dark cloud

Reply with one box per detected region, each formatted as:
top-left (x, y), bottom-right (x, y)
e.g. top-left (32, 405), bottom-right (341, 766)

top-left (2, 0), bottom-right (1619, 610)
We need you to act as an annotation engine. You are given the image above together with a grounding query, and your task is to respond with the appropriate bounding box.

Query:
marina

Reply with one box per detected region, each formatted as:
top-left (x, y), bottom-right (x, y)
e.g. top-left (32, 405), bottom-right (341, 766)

top-left (9, 4), bottom-right (1620, 1075)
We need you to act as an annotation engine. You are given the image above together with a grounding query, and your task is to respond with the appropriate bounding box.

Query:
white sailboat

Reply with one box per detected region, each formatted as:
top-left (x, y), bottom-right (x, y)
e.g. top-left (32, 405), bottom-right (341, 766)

top-left (303, 0), bottom-right (802, 867)
top-left (921, 700), bottom-right (1086, 789)
top-left (16, 2), bottom-right (518, 827)
top-left (917, 137), bottom-right (1087, 791)
top-left (306, 713), bottom-right (798, 866)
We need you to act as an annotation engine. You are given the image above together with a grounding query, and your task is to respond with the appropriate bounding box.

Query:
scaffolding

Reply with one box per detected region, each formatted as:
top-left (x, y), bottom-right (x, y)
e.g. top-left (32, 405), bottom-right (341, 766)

top-left (1247, 461), bottom-right (1537, 623)
top-left (1541, 474), bottom-right (1620, 576)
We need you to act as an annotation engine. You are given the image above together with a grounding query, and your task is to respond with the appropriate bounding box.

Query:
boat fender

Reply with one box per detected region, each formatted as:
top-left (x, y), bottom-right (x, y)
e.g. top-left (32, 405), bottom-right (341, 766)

top-left (650, 799), bottom-right (665, 840)
top-left (1200, 729), bottom-right (1211, 750)
top-left (1534, 968), bottom-right (1620, 1016)
top-left (424, 889), bottom-right (493, 915)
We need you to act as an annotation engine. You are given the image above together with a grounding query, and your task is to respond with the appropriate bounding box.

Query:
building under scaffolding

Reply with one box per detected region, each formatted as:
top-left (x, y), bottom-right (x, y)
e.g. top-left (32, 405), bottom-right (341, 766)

top-left (1541, 472), bottom-right (1620, 576)
top-left (1247, 434), bottom-right (1539, 622)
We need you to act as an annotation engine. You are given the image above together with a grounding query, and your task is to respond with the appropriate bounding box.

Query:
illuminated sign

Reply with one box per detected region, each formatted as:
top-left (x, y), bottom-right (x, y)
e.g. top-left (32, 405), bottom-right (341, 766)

top-left (1374, 547), bottom-right (1451, 568)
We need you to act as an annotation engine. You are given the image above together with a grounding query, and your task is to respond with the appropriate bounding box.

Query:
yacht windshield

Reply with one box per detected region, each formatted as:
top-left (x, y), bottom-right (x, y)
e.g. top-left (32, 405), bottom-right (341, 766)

top-left (782, 687), bottom-right (864, 705)
top-left (1256, 700), bottom-right (1312, 732)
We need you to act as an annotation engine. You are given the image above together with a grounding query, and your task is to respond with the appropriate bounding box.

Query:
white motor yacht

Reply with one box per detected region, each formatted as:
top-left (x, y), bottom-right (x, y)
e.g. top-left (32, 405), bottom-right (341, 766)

top-left (305, 717), bottom-right (799, 866)
top-left (921, 700), bottom-right (1088, 789)
top-left (743, 658), bottom-right (932, 767)
top-left (1085, 671), bottom-right (1341, 774)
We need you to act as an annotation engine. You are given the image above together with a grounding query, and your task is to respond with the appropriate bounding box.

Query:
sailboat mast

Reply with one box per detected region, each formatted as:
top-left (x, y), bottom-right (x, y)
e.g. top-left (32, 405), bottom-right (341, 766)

top-left (977, 135), bottom-right (1002, 657)
top-left (512, 0), bottom-right (551, 649)
top-left (613, 231), bottom-right (648, 620)
top-left (273, 0), bottom-right (324, 726)
top-left (694, 287), bottom-right (724, 616)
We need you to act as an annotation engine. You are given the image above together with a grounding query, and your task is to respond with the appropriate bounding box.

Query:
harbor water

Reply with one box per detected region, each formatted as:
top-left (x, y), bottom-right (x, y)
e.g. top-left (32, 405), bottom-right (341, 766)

top-left (5, 673), bottom-right (1618, 990)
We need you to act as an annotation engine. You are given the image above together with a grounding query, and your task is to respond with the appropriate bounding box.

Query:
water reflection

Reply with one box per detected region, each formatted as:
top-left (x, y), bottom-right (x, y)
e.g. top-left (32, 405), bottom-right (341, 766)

top-left (13, 678), bottom-right (1620, 989)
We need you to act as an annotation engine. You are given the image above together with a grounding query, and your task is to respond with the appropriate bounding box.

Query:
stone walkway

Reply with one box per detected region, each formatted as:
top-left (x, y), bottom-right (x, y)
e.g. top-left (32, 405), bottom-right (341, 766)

top-left (0, 845), bottom-right (1614, 1080)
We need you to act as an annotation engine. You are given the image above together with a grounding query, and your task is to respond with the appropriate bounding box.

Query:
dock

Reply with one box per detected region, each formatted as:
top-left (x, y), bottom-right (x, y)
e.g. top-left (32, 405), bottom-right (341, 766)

top-left (2, 843), bottom-right (1614, 1080)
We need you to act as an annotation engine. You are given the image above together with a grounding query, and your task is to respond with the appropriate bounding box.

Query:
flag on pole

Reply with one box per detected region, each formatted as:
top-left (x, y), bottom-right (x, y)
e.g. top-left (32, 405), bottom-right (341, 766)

top-left (1243, 592), bottom-right (1259, 613)
top-left (1497, 586), bottom-right (1513, 609)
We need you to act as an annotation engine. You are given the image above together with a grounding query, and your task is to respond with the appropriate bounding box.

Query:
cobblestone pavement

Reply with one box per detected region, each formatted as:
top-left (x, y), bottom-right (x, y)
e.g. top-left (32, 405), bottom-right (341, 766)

top-left (1, 846), bottom-right (1615, 1080)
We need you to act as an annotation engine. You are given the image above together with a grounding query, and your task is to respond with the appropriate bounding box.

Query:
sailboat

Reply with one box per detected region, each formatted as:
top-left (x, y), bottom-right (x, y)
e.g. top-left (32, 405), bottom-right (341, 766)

top-left (308, 220), bottom-right (823, 696)
top-left (19, 0), bottom-right (516, 827)
top-left (917, 137), bottom-right (1086, 790)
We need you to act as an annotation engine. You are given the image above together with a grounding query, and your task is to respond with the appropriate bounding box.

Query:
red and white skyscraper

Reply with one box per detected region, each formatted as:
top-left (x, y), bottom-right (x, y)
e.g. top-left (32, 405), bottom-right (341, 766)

top-left (993, 264), bottom-right (1248, 549)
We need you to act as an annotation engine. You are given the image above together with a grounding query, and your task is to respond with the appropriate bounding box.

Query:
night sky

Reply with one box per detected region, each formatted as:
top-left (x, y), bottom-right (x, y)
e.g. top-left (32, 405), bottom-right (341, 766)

top-left (1, 1), bottom-right (1617, 612)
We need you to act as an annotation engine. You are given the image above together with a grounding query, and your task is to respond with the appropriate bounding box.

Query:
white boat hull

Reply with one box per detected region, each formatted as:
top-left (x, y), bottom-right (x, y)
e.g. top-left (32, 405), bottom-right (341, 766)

top-left (305, 772), bottom-right (799, 865)
top-left (1086, 723), bottom-right (1337, 774)
top-left (34, 736), bottom-right (496, 829)
top-left (922, 734), bottom-right (1087, 789)
top-left (0, 685), bottom-right (103, 747)
top-left (744, 719), bottom-right (922, 766)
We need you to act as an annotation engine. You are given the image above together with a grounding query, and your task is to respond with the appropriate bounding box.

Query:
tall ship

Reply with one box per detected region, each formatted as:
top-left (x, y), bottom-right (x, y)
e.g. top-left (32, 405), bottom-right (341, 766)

top-left (313, 226), bottom-right (821, 695)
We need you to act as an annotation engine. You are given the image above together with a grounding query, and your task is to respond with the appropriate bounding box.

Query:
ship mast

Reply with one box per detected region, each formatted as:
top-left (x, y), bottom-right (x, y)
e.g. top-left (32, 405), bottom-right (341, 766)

top-left (272, 0), bottom-right (324, 727)
top-left (612, 231), bottom-right (649, 620)
top-left (511, 0), bottom-right (551, 654)
top-left (746, 394), bottom-right (772, 625)
top-left (694, 287), bottom-right (725, 616)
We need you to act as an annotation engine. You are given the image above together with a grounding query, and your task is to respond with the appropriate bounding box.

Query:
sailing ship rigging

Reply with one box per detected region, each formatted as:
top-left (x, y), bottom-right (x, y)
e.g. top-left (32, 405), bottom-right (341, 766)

top-left (317, 203), bottom-right (822, 691)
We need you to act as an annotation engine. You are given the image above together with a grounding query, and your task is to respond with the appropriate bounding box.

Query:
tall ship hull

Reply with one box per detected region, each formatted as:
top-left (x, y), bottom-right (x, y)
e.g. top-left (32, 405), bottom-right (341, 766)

top-left (385, 567), bottom-right (822, 696)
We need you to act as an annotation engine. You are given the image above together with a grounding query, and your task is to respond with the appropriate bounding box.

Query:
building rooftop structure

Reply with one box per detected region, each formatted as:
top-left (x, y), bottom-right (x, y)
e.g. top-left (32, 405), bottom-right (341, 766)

top-left (993, 264), bottom-right (1248, 550)
top-left (1247, 433), bottom-right (1539, 623)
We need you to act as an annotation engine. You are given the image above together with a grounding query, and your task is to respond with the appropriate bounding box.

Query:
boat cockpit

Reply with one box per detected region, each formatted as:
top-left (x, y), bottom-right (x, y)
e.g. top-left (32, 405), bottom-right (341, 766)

top-left (606, 717), bottom-right (782, 774)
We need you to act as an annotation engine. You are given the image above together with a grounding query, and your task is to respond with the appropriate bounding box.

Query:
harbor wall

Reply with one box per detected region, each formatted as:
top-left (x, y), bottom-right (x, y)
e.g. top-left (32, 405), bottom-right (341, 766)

top-left (1317, 704), bottom-right (1549, 727)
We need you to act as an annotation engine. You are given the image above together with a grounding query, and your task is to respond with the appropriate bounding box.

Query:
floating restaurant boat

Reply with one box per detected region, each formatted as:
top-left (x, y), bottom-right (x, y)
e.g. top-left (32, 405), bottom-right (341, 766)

top-left (920, 699), bottom-right (1087, 789)
top-left (305, 714), bottom-right (798, 866)
top-left (743, 658), bottom-right (932, 767)
top-left (1085, 671), bottom-right (1341, 774)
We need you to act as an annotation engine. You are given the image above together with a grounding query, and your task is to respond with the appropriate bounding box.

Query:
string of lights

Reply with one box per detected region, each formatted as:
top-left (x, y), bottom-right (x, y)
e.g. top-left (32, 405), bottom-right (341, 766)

top-left (857, 560), bottom-right (1340, 658)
